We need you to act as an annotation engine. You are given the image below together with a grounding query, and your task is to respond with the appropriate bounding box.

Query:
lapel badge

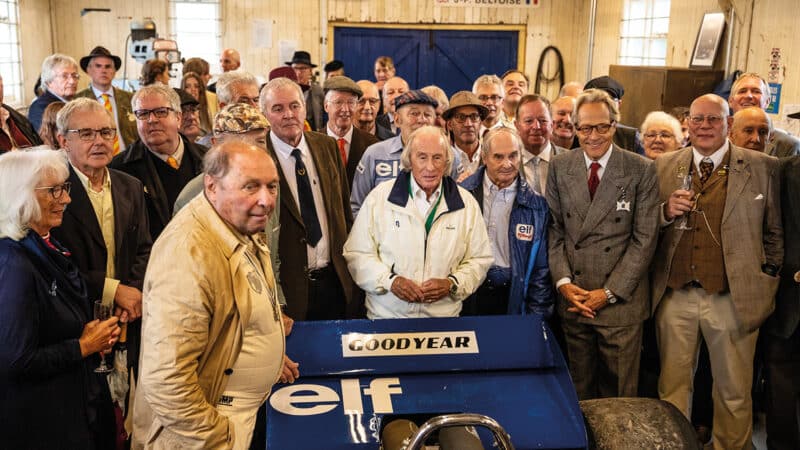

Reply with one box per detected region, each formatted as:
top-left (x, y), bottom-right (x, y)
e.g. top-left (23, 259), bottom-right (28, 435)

top-left (616, 200), bottom-right (631, 212)
top-left (717, 164), bottom-right (729, 177)
top-left (246, 270), bottom-right (263, 294)
top-left (127, 112), bottom-right (136, 122)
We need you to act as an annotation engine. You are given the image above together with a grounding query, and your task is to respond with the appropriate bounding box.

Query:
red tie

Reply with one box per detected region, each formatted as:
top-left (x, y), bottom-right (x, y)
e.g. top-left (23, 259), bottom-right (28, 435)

top-left (588, 161), bottom-right (601, 200)
top-left (337, 138), bottom-right (347, 164)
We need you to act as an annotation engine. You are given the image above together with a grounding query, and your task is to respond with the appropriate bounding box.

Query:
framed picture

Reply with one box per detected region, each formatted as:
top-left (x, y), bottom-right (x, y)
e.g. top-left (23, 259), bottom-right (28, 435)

top-left (690, 12), bottom-right (726, 68)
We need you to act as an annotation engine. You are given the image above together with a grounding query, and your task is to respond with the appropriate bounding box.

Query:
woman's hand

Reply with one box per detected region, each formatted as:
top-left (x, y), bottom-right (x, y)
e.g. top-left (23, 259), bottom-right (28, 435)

top-left (78, 317), bottom-right (121, 358)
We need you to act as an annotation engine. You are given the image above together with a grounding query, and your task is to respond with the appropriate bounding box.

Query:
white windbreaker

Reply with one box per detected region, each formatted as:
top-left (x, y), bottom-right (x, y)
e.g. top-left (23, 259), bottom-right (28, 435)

top-left (344, 172), bottom-right (493, 318)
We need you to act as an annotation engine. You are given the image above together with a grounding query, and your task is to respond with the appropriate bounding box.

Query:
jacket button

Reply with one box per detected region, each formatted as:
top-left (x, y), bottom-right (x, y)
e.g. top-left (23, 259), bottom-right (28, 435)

top-left (574, 244), bottom-right (580, 250)
top-left (604, 247), bottom-right (611, 252)
top-left (566, 213), bottom-right (571, 218)
top-left (615, 217), bottom-right (621, 223)
top-left (224, 368), bottom-right (233, 375)
top-left (575, 270), bottom-right (582, 276)
top-left (300, 237), bottom-right (307, 244)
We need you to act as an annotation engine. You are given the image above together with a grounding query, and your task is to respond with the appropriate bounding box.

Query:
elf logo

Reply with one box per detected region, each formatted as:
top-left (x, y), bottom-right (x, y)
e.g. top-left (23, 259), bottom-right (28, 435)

top-left (270, 378), bottom-right (402, 416)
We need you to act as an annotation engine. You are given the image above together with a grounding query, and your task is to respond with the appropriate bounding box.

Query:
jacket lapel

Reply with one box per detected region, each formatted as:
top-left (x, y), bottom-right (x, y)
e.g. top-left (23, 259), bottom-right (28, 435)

top-left (65, 167), bottom-right (106, 249)
top-left (109, 170), bottom-right (131, 258)
top-left (722, 145), bottom-right (751, 225)
top-left (562, 149), bottom-right (591, 223)
top-left (267, 132), bottom-right (304, 226)
top-left (579, 147), bottom-right (630, 239)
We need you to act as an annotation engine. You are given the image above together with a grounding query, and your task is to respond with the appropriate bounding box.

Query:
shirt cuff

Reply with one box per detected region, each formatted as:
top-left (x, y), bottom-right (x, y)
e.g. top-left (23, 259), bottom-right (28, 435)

top-left (555, 277), bottom-right (572, 289)
top-left (660, 202), bottom-right (675, 227)
top-left (103, 278), bottom-right (121, 306)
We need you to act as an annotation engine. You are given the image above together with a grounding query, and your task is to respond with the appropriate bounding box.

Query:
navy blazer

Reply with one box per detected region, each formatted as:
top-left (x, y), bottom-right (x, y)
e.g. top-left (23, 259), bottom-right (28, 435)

top-left (27, 89), bottom-right (63, 132)
top-left (0, 232), bottom-right (114, 449)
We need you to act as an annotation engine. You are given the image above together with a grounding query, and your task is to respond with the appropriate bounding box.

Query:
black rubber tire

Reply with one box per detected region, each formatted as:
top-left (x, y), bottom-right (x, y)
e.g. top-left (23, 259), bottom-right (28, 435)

top-left (580, 397), bottom-right (701, 450)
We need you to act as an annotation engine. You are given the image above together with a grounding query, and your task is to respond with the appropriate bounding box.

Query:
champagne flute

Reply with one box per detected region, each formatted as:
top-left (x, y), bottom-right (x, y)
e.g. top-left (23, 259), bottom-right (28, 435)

top-left (93, 300), bottom-right (114, 374)
top-left (675, 172), bottom-right (693, 231)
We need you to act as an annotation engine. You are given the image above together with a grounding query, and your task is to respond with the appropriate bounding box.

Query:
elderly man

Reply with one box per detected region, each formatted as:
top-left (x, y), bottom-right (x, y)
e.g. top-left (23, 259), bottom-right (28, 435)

top-left (75, 47), bottom-right (137, 152)
top-left (559, 81), bottom-right (584, 98)
top-left (351, 90), bottom-right (461, 217)
top-left (550, 96), bottom-right (577, 150)
top-left (376, 76), bottom-right (410, 135)
top-left (197, 70), bottom-right (261, 147)
top-left (324, 76), bottom-right (379, 187)
top-left (582, 76), bottom-right (644, 155)
top-left (133, 141), bottom-right (287, 450)
top-left (546, 88), bottom-right (660, 400)
top-left (355, 80), bottom-right (393, 140)
top-left (460, 127), bottom-right (553, 316)
top-left (28, 54), bottom-right (80, 131)
top-left (49, 98), bottom-right (151, 437)
top-left (728, 72), bottom-right (800, 158)
top-left (445, 91), bottom-right (487, 179)
top-left (730, 106), bottom-right (773, 152)
top-left (344, 125), bottom-right (492, 318)
top-left (516, 94), bottom-right (567, 195)
top-left (499, 69), bottom-right (529, 124)
top-left (0, 74), bottom-right (42, 152)
top-left (110, 84), bottom-right (207, 241)
top-left (473, 74), bottom-right (512, 136)
top-left (261, 77), bottom-right (357, 321)
top-left (652, 93), bottom-right (782, 449)
top-left (286, 51), bottom-right (324, 131)
top-left (207, 48), bottom-right (241, 93)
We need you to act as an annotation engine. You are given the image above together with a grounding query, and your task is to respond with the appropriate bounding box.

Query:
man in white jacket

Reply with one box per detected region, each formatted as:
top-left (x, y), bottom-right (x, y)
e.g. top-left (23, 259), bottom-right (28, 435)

top-left (344, 125), bottom-right (493, 318)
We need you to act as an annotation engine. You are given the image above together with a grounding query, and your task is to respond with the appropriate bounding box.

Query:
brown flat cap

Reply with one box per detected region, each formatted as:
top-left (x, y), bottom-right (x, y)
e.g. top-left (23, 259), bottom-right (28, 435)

top-left (442, 91), bottom-right (488, 120)
top-left (323, 76), bottom-right (362, 97)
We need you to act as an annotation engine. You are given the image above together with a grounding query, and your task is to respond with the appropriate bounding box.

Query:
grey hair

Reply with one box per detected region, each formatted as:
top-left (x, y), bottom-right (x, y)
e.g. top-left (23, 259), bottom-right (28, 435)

top-left (41, 54), bottom-right (79, 86)
top-left (0, 148), bottom-right (69, 240)
top-left (640, 111), bottom-right (683, 141)
top-left (573, 89), bottom-right (619, 125)
top-left (216, 71), bottom-right (259, 105)
top-left (421, 85), bottom-right (449, 110)
top-left (132, 83), bottom-right (181, 113)
top-left (472, 74), bottom-right (502, 94)
top-left (730, 72), bottom-right (771, 102)
top-left (260, 77), bottom-right (305, 112)
top-left (400, 125), bottom-right (454, 175)
top-left (56, 98), bottom-right (112, 135)
top-left (482, 127), bottom-right (524, 158)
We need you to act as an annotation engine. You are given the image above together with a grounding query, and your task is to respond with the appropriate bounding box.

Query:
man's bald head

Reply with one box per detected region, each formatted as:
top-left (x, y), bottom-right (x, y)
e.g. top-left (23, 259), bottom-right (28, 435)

top-left (220, 48), bottom-right (241, 72)
top-left (730, 107), bottom-right (773, 152)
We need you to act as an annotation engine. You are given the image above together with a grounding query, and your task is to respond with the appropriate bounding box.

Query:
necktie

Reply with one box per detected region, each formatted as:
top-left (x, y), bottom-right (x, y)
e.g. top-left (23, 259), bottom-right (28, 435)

top-left (101, 94), bottom-right (120, 155)
top-left (699, 158), bottom-right (714, 184)
top-left (166, 156), bottom-right (179, 169)
top-left (337, 138), bottom-right (347, 164)
top-left (588, 161), bottom-right (601, 200)
top-left (291, 149), bottom-right (322, 247)
top-left (531, 156), bottom-right (542, 194)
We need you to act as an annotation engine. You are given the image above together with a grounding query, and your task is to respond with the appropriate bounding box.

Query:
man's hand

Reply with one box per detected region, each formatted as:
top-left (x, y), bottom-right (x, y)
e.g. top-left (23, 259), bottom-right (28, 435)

top-left (421, 278), bottom-right (451, 303)
top-left (279, 355), bottom-right (300, 384)
top-left (114, 284), bottom-right (142, 321)
top-left (664, 189), bottom-right (695, 221)
top-left (79, 316), bottom-right (120, 357)
top-left (559, 283), bottom-right (594, 318)
top-left (281, 312), bottom-right (293, 336)
top-left (582, 289), bottom-right (610, 312)
top-left (391, 276), bottom-right (425, 303)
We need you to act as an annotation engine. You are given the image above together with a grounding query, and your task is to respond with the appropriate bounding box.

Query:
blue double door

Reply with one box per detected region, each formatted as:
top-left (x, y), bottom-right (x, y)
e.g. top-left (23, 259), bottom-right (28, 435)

top-left (333, 27), bottom-right (519, 97)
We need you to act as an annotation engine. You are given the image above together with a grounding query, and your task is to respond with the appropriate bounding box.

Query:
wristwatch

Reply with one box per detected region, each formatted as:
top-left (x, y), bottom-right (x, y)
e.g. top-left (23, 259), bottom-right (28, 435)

top-left (448, 275), bottom-right (458, 296)
top-left (603, 287), bottom-right (617, 304)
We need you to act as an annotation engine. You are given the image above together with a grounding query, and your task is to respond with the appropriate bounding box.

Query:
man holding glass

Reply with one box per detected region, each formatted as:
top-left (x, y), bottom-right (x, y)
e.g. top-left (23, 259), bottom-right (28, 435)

top-left (652, 93), bottom-right (783, 449)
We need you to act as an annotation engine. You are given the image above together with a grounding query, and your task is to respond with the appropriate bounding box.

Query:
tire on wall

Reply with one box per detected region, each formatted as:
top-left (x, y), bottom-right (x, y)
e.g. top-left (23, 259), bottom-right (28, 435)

top-left (580, 397), bottom-right (700, 450)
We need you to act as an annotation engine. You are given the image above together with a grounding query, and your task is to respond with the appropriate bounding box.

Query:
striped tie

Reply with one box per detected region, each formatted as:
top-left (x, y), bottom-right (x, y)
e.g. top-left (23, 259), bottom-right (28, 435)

top-left (101, 94), bottom-right (120, 155)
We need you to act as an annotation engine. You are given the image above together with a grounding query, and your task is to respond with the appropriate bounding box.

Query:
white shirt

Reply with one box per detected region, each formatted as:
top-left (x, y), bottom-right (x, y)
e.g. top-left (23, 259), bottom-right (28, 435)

top-left (147, 135), bottom-right (184, 166)
top-left (482, 173), bottom-right (516, 268)
top-left (326, 124), bottom-right (354, 160)
top-left (582, 145), bottom-right (614, 181)
top-left (409, 175), bottom-right (442, 219)
top-left (692, 140), bottom-right (729, 173)
top-left (91, 85), bottom-right (127, 152)
top-left (454, 144), bottom-right (482, 176)
top-left (522, 141), bottom-right (554, 194)
top-left (270, 132), bottom-right (331, 269)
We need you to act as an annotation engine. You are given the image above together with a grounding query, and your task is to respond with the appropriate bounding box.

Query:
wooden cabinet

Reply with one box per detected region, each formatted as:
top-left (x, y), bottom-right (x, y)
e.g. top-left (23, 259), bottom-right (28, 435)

top-left (608, 65), bottom-right (724, 129)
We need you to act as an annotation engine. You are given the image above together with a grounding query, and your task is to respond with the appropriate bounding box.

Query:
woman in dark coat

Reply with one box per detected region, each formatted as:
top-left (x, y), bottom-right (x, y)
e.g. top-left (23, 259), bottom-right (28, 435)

top-left (0, 148), bottom-right (120, 449)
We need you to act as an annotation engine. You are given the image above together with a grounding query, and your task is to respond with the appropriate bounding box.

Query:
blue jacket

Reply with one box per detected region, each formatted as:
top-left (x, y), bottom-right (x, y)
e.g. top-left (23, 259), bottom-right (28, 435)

top-left (461, 167), bottom-right (554, 316)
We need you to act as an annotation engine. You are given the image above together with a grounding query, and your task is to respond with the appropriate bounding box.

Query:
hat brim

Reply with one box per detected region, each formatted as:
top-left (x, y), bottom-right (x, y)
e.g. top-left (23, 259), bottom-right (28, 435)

top-left (285, 60), bottom-right (318, 68)
top-left (442, 103), bottom-right (490, 121)
top-left (788, 111), bottom-right (800, 119)
top-left (80, 54), bottom-right (122, 73)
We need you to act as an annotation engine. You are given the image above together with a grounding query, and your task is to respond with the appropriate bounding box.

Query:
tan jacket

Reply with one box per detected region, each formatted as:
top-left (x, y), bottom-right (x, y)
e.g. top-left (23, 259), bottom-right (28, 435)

top-left (132, 193), bottom-right (284, 449)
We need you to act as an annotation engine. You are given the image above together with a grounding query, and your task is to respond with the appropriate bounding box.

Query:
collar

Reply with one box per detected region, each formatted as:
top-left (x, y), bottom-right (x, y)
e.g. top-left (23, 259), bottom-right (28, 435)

top-left (692, 140), bottom-right (729, 170)
top-left (482, 171), bottom-right (517, 196)
top-left (47, 88), bottom-right (70, 103)
top-left (453, 144), bottom-right (481, 164)
top-left (326, 125), bottom-right (354, 143)
top-left (70, 163), bottom-right (111, 192)
top-left (409, 173), bottom-right (442, 202)
top-left (270, 131), bottom-right (308, 159)
top-left (388, 170), bottom-right (466, 212)
top-left (91, 85), bottom-right (114, 98)
top-left (148, 136), bottom-right (185, 164)
top-left (583, 145), bottom-right (613, 169)
top-left (523, 141), bottom-right (553, 164)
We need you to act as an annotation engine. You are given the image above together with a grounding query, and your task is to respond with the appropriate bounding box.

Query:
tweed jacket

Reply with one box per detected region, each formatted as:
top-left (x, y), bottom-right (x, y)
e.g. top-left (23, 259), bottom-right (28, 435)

top-left (546, 145), bottom-right (660, 326)
top-left (766, 129), bottom-right (800, 158)
top-left (651, 144), bottom-right (783, 332)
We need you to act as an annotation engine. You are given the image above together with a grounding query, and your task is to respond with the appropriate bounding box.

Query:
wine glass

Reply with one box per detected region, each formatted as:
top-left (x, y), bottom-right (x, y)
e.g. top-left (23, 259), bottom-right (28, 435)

top-left (675, 172), bottom-right (693, 231)
top-left (93, 300), bottom-right (114, 374)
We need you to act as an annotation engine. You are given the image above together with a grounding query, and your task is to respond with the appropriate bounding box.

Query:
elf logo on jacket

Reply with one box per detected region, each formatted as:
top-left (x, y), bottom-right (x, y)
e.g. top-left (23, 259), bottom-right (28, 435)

top-left (516, 224), bottom-right (534, 241)
top-left (374, 159), bottom-right (401, 179)
top-left (270, 378), bottom-right (402, 416)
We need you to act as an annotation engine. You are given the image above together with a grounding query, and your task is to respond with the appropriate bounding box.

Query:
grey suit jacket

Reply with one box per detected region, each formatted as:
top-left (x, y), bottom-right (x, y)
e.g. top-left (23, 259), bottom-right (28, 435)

top-left (547, 145), bottom-right (660, 326)
top-left (305, 84), bottom-right (325, 132)
top-left (651, 144), bottom-right (783, 332)
top-left (767, 129), bottom-right (800, 158)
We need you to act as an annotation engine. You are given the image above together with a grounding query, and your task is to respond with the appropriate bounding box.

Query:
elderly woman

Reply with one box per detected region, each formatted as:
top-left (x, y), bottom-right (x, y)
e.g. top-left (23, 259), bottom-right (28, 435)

top-left (0, 148), bottom-right (120, 449)
top-left (640, 111), bottom-right (684, 160)
top-left (181, 71), bottom-right (213, 134)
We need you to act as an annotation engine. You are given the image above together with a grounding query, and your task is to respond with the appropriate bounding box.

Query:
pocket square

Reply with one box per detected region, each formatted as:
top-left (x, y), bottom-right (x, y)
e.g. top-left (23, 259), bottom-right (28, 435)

top-left (754, 193), bottom-right (764, 200)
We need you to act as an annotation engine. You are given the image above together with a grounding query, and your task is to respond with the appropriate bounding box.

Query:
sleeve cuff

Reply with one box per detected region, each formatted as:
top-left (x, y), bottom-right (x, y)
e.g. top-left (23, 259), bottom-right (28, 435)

top-left (555, 277), bottom-right (572, 289)
top-left (102, 278), bottom-right (121, 306)
top-left (660, 202), bottom-right (675, 227)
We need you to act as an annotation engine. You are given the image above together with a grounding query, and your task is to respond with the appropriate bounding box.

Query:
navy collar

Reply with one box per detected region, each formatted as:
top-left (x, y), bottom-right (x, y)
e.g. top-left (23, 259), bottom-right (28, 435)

top-left (388, 171), bottom-right (465, 212)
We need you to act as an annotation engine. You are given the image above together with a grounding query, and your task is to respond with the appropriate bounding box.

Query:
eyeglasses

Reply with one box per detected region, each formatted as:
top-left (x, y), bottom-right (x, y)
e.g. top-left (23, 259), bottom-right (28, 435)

top-left (643, 131), bottom-right (675, 141)
top-left (329, 99), bottom-right (358, 109)
top-left (358, 98), bottom-right (381, 106)
top-left (57, 73), bottom-right (80, 81)
top-left (689, 115), bottom-right (723, 126)
top-left (478, 94), bottom-right (503, 103)
top-left (452, 113), bottom-right (481, 124)
top-left (133, 107), bottom-right (174, 120)
top-left (35, 181), bottom-right (71, 199)
top-left (576, 122), bottom-right (615, 135)
top-left (66, 127), bottom-right (117, 141)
